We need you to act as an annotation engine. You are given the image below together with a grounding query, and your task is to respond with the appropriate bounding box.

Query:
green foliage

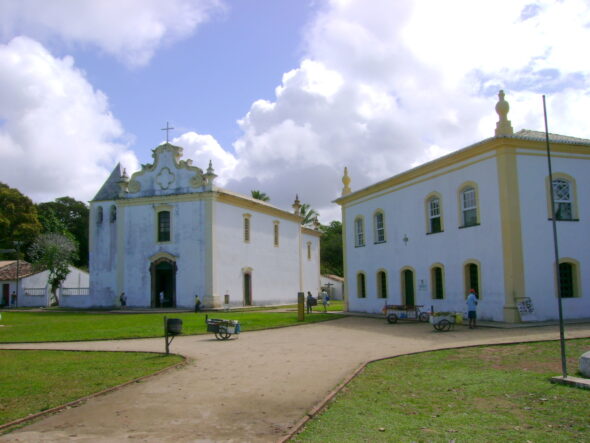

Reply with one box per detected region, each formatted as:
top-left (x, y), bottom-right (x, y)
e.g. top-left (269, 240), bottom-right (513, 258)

top-left (0, 182), bottom-right (42, 255)
top-left (294, 339), bottom-right (590, 442)
top-left (300, 203), bottom-right (319, 226)
top-left (28, 233), bottom-right (78, 304)
top-left (251, 190), bottom-right (270, 202)
top-left (0, 311), bottom-right (345, 343)
top-left (36, 197), bottom-right (89, 268)
top-left (320, 220), bottom-right (342, 276)
top-left (0, 350), bottom-right (182, 426)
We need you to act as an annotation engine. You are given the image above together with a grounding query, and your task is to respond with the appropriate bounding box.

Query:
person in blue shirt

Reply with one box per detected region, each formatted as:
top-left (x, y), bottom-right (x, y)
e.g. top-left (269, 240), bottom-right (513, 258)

top-left (466, 289), bottom-right (478, 329)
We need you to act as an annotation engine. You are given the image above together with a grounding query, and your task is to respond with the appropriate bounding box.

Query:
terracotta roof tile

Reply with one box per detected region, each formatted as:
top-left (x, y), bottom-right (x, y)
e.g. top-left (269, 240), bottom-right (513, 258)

top-left (0, 261), bottom-right (38, 281)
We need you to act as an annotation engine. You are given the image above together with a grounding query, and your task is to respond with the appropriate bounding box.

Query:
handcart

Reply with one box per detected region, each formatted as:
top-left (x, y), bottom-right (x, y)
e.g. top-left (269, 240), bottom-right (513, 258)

top-left (429, 312), bottom-right (460, 331)
top-left (383, 304), bottom-right (430, 324)
top-left (206, 317), bottom-right (241, 340)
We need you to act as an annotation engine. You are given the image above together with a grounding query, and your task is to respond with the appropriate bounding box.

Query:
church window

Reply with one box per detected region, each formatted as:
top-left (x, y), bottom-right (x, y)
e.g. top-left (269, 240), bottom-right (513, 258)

top-left (97, 207), bottom-right (103, 224)
top-left (374, 211), bottom-right (385, 243)
top-left (273, 221), bottom-right (279, 247)
top-left (428, 197), bottom-right (442, 233)
top-left (460, 186), bottom-right (478, 227)
top-left (558, 260), bottom-right (579, 298)
top-left (552, 179), bottom-right (573, 220)
top-left (307, 241), bottom-right (312, 260)
top-left (464, 261), bottom-right (480, 297)
top-left (243, 214), bottom-right (251, 243)
top-left (376, 270), bottom-right (387, 298)
top-left (110, 205), bottom-right (117, 223)
top-left (158, 211), bottom-right (171, 242)
top-left (354, 216), bottom-right (365, 247)
top-left (357, 272), bottom-right (366, 298)
top-left (431, 265), bottom-right (444, 299)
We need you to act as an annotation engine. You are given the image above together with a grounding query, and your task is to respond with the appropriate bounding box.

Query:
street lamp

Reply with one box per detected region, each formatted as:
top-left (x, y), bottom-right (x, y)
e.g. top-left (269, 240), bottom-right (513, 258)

top-left (13, 241), bottom-right (23, 308)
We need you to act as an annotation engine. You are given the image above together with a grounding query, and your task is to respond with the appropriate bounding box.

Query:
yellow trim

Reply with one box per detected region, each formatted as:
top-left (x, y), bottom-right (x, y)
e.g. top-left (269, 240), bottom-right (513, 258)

top-left (342, 207), bottom-right (349, 311)
top-left (205, 193), bottom-right (215, 300)
top-left (457, 181), bottom-right (480, 227)
top-left (545, 172), bottom-right (579, 220)
top-left (376, 268), bottom-right (388, 299)
top-left (273, 220), bottom-right (280, 247)
top-left (116, 204), bottom-right (125, 298)
top-left (424, 192), bottom-right (444, 233)
top-left (149, 251), bottom-right (177, 262)
top-left (335, 137), bottom-right (590, 207)
top-left (154, 204), bottom-right (173, 244)
top-left (496, 148), bottom-right (524, 322)
top-left (356, 271), bottom-right (367, 298)
top-left (556, 258), bottom-right (582, 298)
top-left (372, 209), bottom-right (386, 243)
top-left (400, 266), bottom-right (416, 305)
top-left (301, 226), bottom-right (322, 237)
top-left (216, 192), bottom-right (303, 222)
top-left (429, 263), bottom-right (445, 300)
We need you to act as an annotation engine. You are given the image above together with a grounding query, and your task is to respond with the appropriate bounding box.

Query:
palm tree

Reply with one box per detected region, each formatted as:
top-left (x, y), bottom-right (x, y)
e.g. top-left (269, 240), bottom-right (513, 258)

top-left (300, 203), bottom-right (319, 226)
top-left (251, 190), bottom-right (270, 202)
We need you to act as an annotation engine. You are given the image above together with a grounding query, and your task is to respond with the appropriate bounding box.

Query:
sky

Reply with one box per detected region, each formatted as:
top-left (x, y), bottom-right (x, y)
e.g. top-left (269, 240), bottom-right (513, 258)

top-left (1, 0), bottom-right (589, 223)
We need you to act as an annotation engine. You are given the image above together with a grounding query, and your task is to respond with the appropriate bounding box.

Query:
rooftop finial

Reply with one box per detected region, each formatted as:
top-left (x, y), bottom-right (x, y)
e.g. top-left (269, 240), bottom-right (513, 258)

top-left (342, 167), bottom-right (351, 196)
top-left (292, 194), bottom-right (302, 215)
top-left (495, 90), bottom-right (513, 136)
top-left (161, 121), bottom-right (174, 143)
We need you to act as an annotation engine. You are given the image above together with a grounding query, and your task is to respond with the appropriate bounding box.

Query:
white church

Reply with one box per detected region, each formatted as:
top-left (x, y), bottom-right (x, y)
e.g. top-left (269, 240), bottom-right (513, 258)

top-left (336, 91), bottom-right (590, 323)
top-left (89, 142), bottom-right (321, 309)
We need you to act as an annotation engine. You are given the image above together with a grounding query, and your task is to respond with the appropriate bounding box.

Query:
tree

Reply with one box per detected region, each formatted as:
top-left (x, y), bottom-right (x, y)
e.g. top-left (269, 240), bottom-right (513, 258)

top-left (28, 233), bottom-right (78, 306)
top-left (37, 197), bottom-right (89, 269)
top-left (320, 221), bottom-right (343, 276)
top-left (300, 203), bottom-right (319, 226)
top-left (251, 190), bottom-right (270, 202)
top-left (0, 182), bottom-right (42, 256)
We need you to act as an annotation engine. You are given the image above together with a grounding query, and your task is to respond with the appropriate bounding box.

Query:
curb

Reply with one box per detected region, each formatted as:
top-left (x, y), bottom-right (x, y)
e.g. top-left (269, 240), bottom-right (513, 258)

top-left (0, 350), bottom-right (187, 433)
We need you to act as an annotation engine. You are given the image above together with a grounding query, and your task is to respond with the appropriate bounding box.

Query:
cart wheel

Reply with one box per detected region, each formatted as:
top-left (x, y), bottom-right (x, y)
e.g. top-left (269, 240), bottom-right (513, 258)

top-left (386, 313), bottom-right (398, 324)
top-left (215, 326), bottom-right (232, 340)
top-left (419, 312), bottom-right (430, 322)
top-left (433, 322), bottom-right (443, 331)
top-left (439, 319), bottom-right (451, 331)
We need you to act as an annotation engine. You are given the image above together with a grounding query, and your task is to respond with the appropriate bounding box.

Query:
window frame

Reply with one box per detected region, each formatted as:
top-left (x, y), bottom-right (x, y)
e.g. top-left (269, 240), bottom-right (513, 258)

top-left (546, 173), bottom-right (578, 221)
top-left (463, 260), bottom-right (481, 298)
top-left (96, 206), bottom-right (103, 224)
top-left (357, 272), bottom-right (366, 298)
top-left (376, 270), bottom-right (387, 299)
top-left (458, 182), bottom-right (480, 228)
top-left (243, 213), bottom-right (251, 243)
top-left (354, 216), bottom-right (365, 247)
top-left (110, 205), bottom-right (117, 223)
top-left (425, 192), bottom-right (444, 234)
top-left (273, 220), bottom-right (280, 247)
top-left (556, 258), bottom-right (581, 298)
top-left (373, 210), bottom-right (386, 244)
top-left (430, 264), bottom-right (445, 299)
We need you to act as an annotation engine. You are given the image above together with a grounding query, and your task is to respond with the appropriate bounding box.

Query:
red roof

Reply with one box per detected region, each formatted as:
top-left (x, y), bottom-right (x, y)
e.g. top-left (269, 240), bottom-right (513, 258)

top-left (0, 261), bottom-right (38, 281)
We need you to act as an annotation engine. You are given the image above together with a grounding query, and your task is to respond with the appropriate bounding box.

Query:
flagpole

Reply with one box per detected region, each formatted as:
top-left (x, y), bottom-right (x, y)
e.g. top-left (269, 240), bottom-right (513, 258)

top-left (543, 95), bottom-right (567, 378)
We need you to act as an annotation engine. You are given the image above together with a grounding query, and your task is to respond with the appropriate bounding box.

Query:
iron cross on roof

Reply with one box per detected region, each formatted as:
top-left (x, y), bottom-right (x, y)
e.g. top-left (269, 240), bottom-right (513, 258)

top-left (161, 121), bottom-right (174, 142)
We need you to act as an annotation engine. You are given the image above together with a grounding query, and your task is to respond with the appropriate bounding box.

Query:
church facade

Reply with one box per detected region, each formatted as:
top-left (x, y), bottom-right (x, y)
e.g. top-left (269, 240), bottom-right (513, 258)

top-left (335, 91), bottom-right (590, 322)
top-left (89, 143), bottom-right (320, 309)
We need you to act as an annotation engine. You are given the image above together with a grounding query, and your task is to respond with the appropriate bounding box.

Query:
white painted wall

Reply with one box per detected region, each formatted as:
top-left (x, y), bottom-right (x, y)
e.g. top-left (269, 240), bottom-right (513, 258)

top-left (302, 232), bottom-right (321, 297)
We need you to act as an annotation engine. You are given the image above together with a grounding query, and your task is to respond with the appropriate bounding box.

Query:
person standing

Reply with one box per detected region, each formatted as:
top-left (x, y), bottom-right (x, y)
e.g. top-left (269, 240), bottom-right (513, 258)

top-left (306, 291), bottom-right (314, 314)
top-left (119, 292), bottom-right (126, 308)
top-left (194, 294), bottom-right (201, 312)
top-left (466, 289), bottom-right (478, 329)
top-left (321, 289), bottom-right (329, 313)
top-left (159, 291), bottom-right (165, 308)
top-left (10, 291), bottom-right (16, 308)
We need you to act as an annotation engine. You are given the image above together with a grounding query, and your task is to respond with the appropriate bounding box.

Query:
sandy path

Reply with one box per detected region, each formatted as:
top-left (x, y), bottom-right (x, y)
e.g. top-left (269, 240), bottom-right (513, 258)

top-left (2, 317), bottom-right (589, 442)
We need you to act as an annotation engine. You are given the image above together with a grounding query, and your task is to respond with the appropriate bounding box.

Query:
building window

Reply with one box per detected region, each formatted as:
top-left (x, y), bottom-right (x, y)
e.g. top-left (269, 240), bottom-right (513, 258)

top-left (307, 241), bottom-right (312, 260)
top-left (376, 270), bottom-right (387, 298)
top-left (464, 262), bottom-right (480, 297)
top-left (273, 221), bottom-right (279, 247)
top-left (558, 261), bottom-right (579, 298)
top-left (243, 214), bottom-right (251, 243)
top-left (357, 273), bottom-right (366, 298)
top-left (374, 211), bottom-right (386, 243)
top-left (158, 211), bottom-right (170, 242)
top-left (428, 197), bottom-right (442, 233)
top-left (110, 205), bottom-right (117, 223)
top-left (431, 266), bottom-right (444, 299)
top-left (552, 179), bottom-right (573, 220)
top-left (97, 206), bottom-right (103, 224)
top-left (461, 186), bottom-right (478, 227)
top-left (354, 217), bottom-right (365, 247)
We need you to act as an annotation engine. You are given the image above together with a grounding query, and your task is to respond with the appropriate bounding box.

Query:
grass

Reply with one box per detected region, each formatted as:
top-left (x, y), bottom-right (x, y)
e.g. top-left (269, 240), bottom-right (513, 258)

top-left (293, 338), bottom-right (590, 442)
top-left (0, 310), bottom-right (345, 343)
top-left (0, 350), bottom-right (183, 427)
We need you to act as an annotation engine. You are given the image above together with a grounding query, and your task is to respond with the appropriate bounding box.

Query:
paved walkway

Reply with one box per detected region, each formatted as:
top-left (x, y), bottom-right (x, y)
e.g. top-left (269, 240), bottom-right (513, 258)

top-left (1, 317), bottom-right (589, 442)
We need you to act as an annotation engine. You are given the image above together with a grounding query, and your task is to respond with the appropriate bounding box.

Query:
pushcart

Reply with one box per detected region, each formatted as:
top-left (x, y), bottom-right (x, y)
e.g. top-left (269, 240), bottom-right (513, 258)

top-left (383, 304), bottom-right (430, 324)
top-left (206, 317), bottom-right (241, 340)
top-left (429, 312), bottom-right (459, 331)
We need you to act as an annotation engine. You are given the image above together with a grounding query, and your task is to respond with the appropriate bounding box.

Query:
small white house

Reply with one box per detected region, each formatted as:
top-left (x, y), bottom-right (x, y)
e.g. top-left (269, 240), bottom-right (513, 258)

top-left (335, 91), bottom-right (590, 323)
top-left (0, 260), bottom-right (89, 308)
top-left (320, 274), bottom-right (344, 300)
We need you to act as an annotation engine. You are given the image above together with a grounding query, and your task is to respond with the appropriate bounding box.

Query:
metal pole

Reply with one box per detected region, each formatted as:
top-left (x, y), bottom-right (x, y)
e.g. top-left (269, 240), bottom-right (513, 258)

top-left (164, 315), bottom-right (169, 355)
top-left (543, 95), bottom-right (567, 378)
top-left (14, 241), bottom-right (22, 308)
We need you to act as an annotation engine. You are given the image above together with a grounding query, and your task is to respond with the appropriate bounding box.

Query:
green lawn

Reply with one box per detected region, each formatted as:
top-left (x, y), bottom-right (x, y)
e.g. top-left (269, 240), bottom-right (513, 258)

top-left (0, 350), bottom-right (183, 427)
top-left (0, 310), bottom-right (345, 343)
top-left (294, 338), bottom-right (590, 442)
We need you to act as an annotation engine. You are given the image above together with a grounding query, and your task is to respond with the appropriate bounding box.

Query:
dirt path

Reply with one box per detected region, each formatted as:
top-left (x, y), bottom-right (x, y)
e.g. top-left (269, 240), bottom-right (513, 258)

top-left (2, 317), bottom-right (589, 442)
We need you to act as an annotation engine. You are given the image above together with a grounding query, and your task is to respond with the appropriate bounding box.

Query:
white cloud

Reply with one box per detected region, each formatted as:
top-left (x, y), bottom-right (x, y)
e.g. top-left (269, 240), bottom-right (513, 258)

top-left (0, 0), bottom-right (224, 67)
top-left (228, 0), bottom-right (590, 222)
top-left (0, 36), bottom-right (138, 202)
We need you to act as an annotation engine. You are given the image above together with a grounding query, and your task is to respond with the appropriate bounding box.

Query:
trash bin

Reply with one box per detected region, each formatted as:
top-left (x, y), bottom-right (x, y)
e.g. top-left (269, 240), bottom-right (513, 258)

top-left (166, 318), bottom-right (183, 335)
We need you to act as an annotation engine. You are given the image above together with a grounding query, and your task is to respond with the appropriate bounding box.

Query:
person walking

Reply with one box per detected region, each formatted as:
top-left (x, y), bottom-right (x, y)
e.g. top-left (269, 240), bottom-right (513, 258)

top-left (306, 291), bottom-right (314, 314)
top-left (466, 289), bottom-right (478, 329)
top-left (321, 289), bottom-right (330, 313)
top-left (194, 294), bottom-right (201, 312)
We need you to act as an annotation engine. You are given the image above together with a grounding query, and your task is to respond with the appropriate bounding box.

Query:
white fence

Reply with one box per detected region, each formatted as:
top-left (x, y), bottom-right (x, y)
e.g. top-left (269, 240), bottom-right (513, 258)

top-left (61, 288), bottom-right (90, 296)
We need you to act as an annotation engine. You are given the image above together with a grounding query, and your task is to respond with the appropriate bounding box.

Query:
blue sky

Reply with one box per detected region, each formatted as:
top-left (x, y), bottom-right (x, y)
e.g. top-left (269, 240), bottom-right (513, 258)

top-left (1, 0), bottom-right (589, 222)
